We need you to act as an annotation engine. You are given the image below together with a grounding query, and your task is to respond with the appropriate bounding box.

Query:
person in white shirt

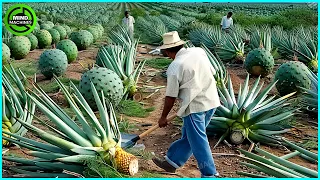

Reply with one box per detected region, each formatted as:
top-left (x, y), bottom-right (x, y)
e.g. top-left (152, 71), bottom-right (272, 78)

top-left (152, 31), bottom-right (221, 178)
top-left (220, 12), bottom-right (233, 32)
top-left (122, 11), bottom-right (135, 39)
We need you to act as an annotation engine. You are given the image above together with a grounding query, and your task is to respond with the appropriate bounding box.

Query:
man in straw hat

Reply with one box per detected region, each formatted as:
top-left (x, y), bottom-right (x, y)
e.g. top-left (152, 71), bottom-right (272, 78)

top-left (152, 31), bottom-right (221, 178)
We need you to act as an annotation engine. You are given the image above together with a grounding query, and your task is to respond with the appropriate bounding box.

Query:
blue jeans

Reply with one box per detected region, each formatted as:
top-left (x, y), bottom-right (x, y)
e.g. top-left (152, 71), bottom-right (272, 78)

top-left (165, 108), bottom-right (217, 177)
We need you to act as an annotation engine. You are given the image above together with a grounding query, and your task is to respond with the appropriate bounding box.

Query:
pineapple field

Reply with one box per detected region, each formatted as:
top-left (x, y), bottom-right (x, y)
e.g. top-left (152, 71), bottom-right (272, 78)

top-left (2, 2), bottom-right (318, 178)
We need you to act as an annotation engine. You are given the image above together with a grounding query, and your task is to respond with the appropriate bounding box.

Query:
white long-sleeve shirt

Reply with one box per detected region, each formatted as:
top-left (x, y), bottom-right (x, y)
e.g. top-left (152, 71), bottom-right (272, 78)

top-left (165, 47), bottom-right (221, 117)
top-left (221, 16), bottom-right (233, 29)
top-left (122, 15), bottom-right (135, 29)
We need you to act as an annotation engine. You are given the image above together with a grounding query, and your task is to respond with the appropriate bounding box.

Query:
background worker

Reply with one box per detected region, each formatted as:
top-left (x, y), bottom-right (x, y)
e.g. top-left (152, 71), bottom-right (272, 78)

top-left (220, 12), bottom-right (233, 32)
top-left (122, 11), bottom-right (135, 39)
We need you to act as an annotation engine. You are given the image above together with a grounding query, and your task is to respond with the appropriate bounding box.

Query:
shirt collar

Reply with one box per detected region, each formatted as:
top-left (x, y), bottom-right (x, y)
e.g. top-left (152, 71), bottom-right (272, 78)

top-left (175, 47), bottom-right (187, 58)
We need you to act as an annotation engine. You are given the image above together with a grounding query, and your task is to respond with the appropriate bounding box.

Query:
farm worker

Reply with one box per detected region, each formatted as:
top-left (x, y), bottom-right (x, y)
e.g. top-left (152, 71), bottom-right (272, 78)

top-left (220, 12), bottom-right (233, 32)
top-left (122, 11), bottom-right (135, 39)
top-left (152, 31), bottom-right (221, 178)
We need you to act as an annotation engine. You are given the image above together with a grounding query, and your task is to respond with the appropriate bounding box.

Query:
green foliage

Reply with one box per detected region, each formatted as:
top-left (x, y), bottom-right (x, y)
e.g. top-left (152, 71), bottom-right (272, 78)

top-left (272, 9), bottom-right (318, 30)
top-left (116, 100), bottom-right (154, 118)
top-left (83, 156), bottom-right (125, 178)
top-left (38, 77), bottom-right (80, 93)
top-left (145, 58), bottom-right (172, 69)
top-left (149, 10), bottom-right (161, 16)
top-left (5, 59), bottom-right (38, 77)
top-left (126, 148), bottom-right (155, 160)
top-left (160, 9), bottom-right (171, 16)
top-left (298, 137), bottom-right (318, 150)
top-left (197, 9), bottom-right (317, 30)
top-left (197, 12), bottom-right (224, 25)
top-left (117, 117), bottom-right (136, 133)
top-left (130, 8), bottom-right (146, 17)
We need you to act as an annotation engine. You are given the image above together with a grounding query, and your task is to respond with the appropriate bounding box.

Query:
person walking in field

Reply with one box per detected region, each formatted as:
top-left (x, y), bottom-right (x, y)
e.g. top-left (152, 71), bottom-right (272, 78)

top-left (152, 31), bottom-right (221, 178)
top-left (122, 11), bottom-right (135, 39)
top-left (220, 12), bottom-right (233, 32)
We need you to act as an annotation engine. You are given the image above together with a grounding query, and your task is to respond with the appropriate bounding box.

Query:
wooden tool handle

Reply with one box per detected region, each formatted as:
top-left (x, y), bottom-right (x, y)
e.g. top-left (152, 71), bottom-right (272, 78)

top-left (138, 114), bottom-right (177, 139)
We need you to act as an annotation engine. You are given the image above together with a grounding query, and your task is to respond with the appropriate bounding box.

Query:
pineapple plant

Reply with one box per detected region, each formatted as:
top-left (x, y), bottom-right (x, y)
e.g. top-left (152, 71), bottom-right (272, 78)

top-left (94, 23), bottom-right (104, 35)
top-left (108, 25), bottom-right (133, 49)
top-left (2, 43), bottom-right (10, 64)
top-left (245, 47), bottom-right (274, 77)
top-left (56, 39), bottom-right (78, 63)
top-left (215, 31), bottom-right (245, 63)
top-left (298, 67), bottom-right (318, 113)
top-left (237, 138), bottom-right (318, 178)
top-left (48, 28), bottom-right (61, 45)
top-left (96, 42), bottom-right (145, 98)
top-left (159, 15), bottom-right (181, 32)
top-left (40, 23), bottom-right (52, 30)
top-left (79, 67), bottom-right (124, 110)
top-left (38, 49), bottom-right (68, 79)
top-left (3, 77), bottom-right (139, 177)
top-left (53, 25), bottom-right (67, 40)
top-left (274, 61), bottom-right (311, 96)
top-left (188, 24), bottom-right (221, 51)
top-left (70, 30), bottom-right (94, 50)
top-left (8, 36), bottom-right (31, 60)
top-left (87, 26), bottom-right (100, 42)
top-left (135, 16), bottom-right (168, 45)
top-left (272, 27), bottom-right (318, 73)
top-left (62, 24), bottom-right (72, 37)
top-left (245, 33), bottom-right (274, 77)
top-left (44, 21), bottom-right (55, 28)
top-left (2, 64), bottom-right (35, 146)
top-left (2, 24), bottom-right (13, 45)
top-left (35, 29), bottom-right (53, 49)
top-left (26, 33), bottom-right (38, 51)
top-left (207, 74), bottom-right (296, 147)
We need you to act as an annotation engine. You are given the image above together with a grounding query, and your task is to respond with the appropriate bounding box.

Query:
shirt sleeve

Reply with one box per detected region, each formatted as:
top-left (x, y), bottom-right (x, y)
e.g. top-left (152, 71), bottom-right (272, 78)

top-left (166, 75), bottom-right (179, 97)
top-left (231, 19), bottom-right (233, 26)
top-left (220, 17), bottom-right (224, 25)
top-left (132, 17), bottom-right (135, 23)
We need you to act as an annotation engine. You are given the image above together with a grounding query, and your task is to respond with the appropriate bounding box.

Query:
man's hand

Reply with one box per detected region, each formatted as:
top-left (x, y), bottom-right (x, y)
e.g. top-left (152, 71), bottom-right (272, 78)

top-left (158, 96), bottom-right (176, 128)
top-left (158, 117), bottom-right (168, 128)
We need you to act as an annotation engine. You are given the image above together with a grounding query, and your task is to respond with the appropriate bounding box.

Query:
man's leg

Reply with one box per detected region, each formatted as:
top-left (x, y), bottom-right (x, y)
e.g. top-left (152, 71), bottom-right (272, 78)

top-left (153, 118), bottom-right (193, 171)
top-left (184, 111), bottom-right (218, 177)
top-left (165, 122), bottom-right (193, 167)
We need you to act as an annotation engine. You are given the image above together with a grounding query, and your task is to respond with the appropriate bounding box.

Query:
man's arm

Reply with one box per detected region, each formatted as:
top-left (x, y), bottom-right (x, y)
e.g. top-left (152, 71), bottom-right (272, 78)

top-left (220, 17), bottom-right (224, 28)
top-left (158, 96), bottom-right (176, 127)
top-left (159, 72), bottom-right (179, 127)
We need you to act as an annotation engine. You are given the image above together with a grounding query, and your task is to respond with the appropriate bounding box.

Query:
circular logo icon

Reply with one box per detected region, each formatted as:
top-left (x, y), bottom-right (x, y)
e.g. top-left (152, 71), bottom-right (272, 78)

top-left (4, 4), bottom-right (37, 36)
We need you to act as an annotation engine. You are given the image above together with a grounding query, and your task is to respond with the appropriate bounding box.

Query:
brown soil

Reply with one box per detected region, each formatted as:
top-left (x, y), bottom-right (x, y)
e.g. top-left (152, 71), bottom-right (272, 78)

top-left (2, 44), bottom-right (318, 178)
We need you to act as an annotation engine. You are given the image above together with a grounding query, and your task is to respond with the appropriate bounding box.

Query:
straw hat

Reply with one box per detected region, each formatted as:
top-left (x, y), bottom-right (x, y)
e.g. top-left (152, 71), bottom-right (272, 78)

top-left (158, 31), bottom-right (185, 50)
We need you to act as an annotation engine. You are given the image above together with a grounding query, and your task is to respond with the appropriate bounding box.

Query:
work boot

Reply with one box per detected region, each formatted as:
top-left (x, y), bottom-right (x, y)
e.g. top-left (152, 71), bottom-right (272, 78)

top-left (152, 157), bottom-right (176, 173)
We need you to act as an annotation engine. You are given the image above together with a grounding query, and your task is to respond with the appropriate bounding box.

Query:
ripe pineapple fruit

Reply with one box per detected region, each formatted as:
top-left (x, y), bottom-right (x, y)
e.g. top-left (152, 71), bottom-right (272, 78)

top-left (114, 147), bottom-right (139, 176)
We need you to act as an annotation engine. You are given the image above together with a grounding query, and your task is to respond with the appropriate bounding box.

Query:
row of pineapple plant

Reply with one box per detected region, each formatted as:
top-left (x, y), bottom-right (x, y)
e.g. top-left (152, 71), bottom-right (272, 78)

top-left (183, 39), bottom-right (315, 148)
top-left (186, 23), bottom-right (318, 72)
top-left (3, 7), bottom-right (143, 177)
